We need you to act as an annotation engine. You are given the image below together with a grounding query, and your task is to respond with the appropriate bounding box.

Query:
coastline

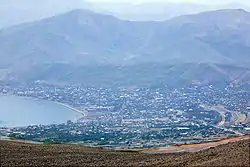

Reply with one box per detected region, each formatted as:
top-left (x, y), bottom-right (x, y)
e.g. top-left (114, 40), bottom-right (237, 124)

top-left (0, 94), bottom-right (86, 126)
top-left (0, 93), bottom-right (86, 116)
top-left (52, 101), bottom-right (86, 117)
top-left (1, 94), bottom-right (249, 152)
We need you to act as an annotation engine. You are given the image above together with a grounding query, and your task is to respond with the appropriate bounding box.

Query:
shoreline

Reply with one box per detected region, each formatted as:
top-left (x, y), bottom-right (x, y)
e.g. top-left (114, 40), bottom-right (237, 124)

top-left (0, 94), bottom-right (87, 125)
top-left (52, 101), bottom-right (86, 117)
top-left (0, 93), bottom-right (86, 116)
top-left (1, 94), bottom-right (249, 152)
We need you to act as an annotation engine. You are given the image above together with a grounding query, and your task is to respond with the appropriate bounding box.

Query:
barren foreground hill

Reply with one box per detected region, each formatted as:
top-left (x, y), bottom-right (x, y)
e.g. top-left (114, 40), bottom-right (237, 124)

top-left (1, 139), bottom-right (249, 167)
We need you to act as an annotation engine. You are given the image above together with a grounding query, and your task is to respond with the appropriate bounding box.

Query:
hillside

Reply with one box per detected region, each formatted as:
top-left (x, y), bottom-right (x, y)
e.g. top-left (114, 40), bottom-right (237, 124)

top-left (0, 9), bottom-right (250, 86)
top-left (1, 139), bottom-right (249, 166)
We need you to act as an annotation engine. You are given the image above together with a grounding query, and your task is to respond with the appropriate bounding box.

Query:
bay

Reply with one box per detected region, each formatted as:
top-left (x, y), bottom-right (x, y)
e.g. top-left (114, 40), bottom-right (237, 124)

top-left (0, 95), bottom-right (82, 127)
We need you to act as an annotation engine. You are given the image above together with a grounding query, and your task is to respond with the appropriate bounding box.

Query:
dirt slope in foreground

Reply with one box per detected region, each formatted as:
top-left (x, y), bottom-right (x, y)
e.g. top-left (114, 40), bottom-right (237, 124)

top-left (143, 135), bottom-right (250, 154)
top-left (1, 139), bottom-right (249, 167)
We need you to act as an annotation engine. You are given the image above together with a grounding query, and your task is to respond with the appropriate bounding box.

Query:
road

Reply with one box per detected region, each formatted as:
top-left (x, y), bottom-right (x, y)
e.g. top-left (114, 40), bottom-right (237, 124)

top-left (200, 105), bottom-right (244, 135)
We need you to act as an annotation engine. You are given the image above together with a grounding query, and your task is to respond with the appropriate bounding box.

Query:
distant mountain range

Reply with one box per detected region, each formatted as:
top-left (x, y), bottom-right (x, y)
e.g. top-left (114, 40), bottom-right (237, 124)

top-left (1, 1), bottom-right (250, 29)
top-left (0, 9), bottom-right (249, 87)
top-left (93, 2), bottom-right (250, 21)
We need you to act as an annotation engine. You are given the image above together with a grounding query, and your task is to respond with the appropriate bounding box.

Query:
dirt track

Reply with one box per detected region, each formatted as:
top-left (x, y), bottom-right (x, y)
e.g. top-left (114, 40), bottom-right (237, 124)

top-left (143, 135), bottom-right (250, 153)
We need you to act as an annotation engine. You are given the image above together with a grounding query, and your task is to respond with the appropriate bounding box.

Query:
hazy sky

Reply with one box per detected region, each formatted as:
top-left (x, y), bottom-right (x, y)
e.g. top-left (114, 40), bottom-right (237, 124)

top-left (0, 0), bottom-right (249, 29)
top-left (86, 0), bottom-right (250, 5)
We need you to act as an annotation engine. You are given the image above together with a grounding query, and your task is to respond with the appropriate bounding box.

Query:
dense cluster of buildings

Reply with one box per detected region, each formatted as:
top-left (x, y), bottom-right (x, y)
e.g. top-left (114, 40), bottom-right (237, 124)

top-left (0, 83), bottom-right (249, 148)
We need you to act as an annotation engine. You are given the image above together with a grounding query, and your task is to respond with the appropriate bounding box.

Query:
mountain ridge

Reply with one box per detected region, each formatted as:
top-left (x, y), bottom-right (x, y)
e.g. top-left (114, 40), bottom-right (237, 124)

top-left (0, 9), bottom-right (249, 86)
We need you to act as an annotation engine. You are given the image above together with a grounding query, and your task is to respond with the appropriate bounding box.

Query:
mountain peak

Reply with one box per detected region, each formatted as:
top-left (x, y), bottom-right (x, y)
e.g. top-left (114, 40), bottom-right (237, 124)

top-left (61, 8), bottom-right (118, 20)
top-left (235, 8), bottom-right (248, 13)
top-left (198, 8), bottom-right (250, 17)
top-left (215, 8), bottom-right (247, 12)
top-left (67, 9), bottom-right (99, 16)
top-left (46, 8), bottom-right (121, 28)
top-left (0, 9), bottom-right (249, 86)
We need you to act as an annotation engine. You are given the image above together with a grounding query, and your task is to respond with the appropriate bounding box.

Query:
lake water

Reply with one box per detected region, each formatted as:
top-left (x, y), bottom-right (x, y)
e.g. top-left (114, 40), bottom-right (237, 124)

top-left (0, 95), bottom-right (82, 127)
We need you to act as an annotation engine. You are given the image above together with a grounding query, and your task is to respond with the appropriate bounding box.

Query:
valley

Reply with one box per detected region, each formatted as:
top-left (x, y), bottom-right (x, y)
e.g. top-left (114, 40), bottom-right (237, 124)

top-left (0, 3), bottom-right (250, 167)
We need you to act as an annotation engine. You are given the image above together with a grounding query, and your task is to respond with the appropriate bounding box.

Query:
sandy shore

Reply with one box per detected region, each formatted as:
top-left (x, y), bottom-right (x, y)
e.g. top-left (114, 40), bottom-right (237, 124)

top-left (52, 101), bottom-right (86, 117)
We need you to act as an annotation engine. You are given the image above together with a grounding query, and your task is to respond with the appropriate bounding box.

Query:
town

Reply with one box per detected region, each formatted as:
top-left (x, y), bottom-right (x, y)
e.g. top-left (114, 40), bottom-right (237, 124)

top-left (1, 83), bottom-right (250, 148)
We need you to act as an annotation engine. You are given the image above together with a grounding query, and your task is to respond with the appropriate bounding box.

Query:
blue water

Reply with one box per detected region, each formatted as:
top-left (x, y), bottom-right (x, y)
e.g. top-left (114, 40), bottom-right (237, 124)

top-left (0, 95), bottom-right (82, 127)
